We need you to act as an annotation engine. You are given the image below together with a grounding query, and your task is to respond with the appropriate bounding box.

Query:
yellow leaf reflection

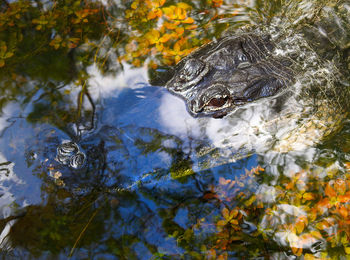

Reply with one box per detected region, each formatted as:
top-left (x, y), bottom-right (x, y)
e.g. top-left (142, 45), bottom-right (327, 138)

top-left (120, 0), bottom-right (239, 68)
top-left (345, 246), bottom-right (350, 255)
top-left (148, 8), bottom-right (163, 20)
top-left (198, 164), bottom-right (350, 258)
top-left (303, 192), bottom-right (315, 200)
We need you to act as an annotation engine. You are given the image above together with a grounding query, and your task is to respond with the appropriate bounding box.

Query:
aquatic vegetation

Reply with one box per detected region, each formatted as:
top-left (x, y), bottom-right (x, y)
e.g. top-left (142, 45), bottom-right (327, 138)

top-left (191, 165), bottom-right (350, 259)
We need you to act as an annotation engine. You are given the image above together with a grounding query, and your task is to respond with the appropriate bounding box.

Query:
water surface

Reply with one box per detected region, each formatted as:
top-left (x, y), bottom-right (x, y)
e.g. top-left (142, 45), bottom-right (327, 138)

top-left (0, 0), bottom-right (350, 259)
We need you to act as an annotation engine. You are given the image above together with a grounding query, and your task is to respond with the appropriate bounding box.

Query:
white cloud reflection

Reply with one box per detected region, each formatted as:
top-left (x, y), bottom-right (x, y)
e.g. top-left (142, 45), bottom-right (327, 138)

top-left (87, 63), bottom-right (149, 99)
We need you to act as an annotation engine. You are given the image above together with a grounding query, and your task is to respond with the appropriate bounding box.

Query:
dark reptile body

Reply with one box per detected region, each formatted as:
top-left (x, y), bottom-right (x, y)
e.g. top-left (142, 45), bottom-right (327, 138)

top-left (165, 1), bottom-right (350, 119)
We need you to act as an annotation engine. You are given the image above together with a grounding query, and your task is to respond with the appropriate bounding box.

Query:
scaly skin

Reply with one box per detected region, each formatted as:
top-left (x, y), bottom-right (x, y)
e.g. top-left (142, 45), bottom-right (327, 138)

top-left (165, 0), bottom-right (350, 156)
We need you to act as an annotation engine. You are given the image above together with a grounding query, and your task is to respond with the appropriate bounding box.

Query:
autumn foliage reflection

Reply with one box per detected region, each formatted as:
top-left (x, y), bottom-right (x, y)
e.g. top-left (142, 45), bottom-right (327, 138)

top-left (195, 165), bottom-right (350, 259)
top-left (0, 0), bottom-right (240, 73)
top-left (0, 0), bottom-right (244, 115)
top-left (122, 0), bottom-right (233, 67)
top-left (1, 0), bottom-right (349, 259)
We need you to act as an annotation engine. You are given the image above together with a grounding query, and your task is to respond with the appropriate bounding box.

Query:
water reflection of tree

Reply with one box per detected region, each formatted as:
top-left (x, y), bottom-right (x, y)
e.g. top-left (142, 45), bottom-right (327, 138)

top-left (1, 0), bottom-right (108, 132)
top-left (0, 0), bottom-right (294, 131)
top-left (0, 0), bottom-right (251, 134)
top-left (1, 123), bottom-right (349, 258)
top-left (1, 0), bottom-right (350, 259)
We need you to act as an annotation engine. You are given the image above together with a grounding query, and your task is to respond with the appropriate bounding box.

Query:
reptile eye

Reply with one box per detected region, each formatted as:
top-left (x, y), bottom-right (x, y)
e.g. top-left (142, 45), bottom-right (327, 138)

top-left (236, 53), bottom-right (250, 69)
top-left (207, 97), bottom-right (229, 107)
top-left (238, 54), bottom-right (248, 62)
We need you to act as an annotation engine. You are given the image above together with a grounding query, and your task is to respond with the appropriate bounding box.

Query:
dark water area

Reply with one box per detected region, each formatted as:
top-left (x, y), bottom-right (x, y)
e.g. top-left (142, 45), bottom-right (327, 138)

top-left (0, 0), bottom-right (350, 259)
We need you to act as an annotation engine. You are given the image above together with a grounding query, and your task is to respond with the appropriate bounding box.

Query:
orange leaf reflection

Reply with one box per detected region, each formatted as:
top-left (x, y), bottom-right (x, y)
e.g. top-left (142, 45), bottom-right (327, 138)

top-left (325, 183), bottom-right (337, 198)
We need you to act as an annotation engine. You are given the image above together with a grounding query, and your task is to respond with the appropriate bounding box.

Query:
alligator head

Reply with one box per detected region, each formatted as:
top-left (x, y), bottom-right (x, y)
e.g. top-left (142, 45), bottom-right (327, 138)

top-left (166, 34), bottom-right (295, 118)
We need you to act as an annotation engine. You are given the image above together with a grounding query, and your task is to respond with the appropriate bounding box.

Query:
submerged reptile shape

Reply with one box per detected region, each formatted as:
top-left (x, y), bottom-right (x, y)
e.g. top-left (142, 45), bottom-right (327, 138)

top-left (165, 0), bottom-right (350, 153)
top-left (166, 33), bottom-right (295, 118)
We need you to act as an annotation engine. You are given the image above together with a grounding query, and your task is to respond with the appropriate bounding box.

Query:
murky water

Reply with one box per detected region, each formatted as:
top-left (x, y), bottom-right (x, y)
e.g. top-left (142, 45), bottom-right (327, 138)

top-left (0, 0), bottom-right (350, 259)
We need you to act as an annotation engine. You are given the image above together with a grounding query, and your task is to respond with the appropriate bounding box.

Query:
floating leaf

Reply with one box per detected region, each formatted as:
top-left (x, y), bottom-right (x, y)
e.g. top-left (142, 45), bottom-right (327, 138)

top-left (315, 220), bottom-right (330, 230)
top-left (295, 220), bottom-right (305, 234)
top-left (163, 21), bottom-right (177, 29)
top-left (175, 27), bottom-right (184, 35)
top-left (182, 17), bottom-right (194, 23)
top-left (334, 179), bottom-right (346, 195)
top-left (175, 7), bottom-right (186, 20)
top-left (177, 2), bottom-right (191, 10)
top-left (162, 6), bottom-right (174, 17)
top-left (230, 219), bottom-right (239, 225)
top-left (304, 253), bottom-right (317, 260)
top-left (4, 52), bottom-right (14, 58)
top-left (160, 34), bottom-right (172, 42)
top-left (345, 162), bottom-right (350, 171)
top-left (310, 230), bottom-right (322, 239)
top-left (155, 43), bottom-right (164, 51)
top-left (184, 24), bottom-right (198, 30)
top-left (212, 0), bottom-right (224, 7)
top-left (145, 0), bottom-right (165, 8)
top-left (325, 183), bottom-right (337, 198)
top-left (148, 8), bottom-right (162, 20)
top-left (338, 205), bottom-right (348, 218)
top-left (286, 182), bottom-right (294, 190)
top-left (338, 193), bottom-right (350, 203)
top-left (291, 246), bottom-right (303, 256)
top-left (222, 207), bottom-right (230, 219)
top-left (244, 195), bottom-right (256, 206)
top-left (317, 198), bottom-right (331, 211)
top-left (217, 220), bottom-right (227, 227)
top-left (345, 246), bottom-right (350, 255)
top-left (230, 209), bottom-right (238, 218)
top-left (341, 235), bottom-right (348, 245)
top-left (131, 1), bottom-right (139, 9)
top-left (303, 192), bottom-right (315, 200)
